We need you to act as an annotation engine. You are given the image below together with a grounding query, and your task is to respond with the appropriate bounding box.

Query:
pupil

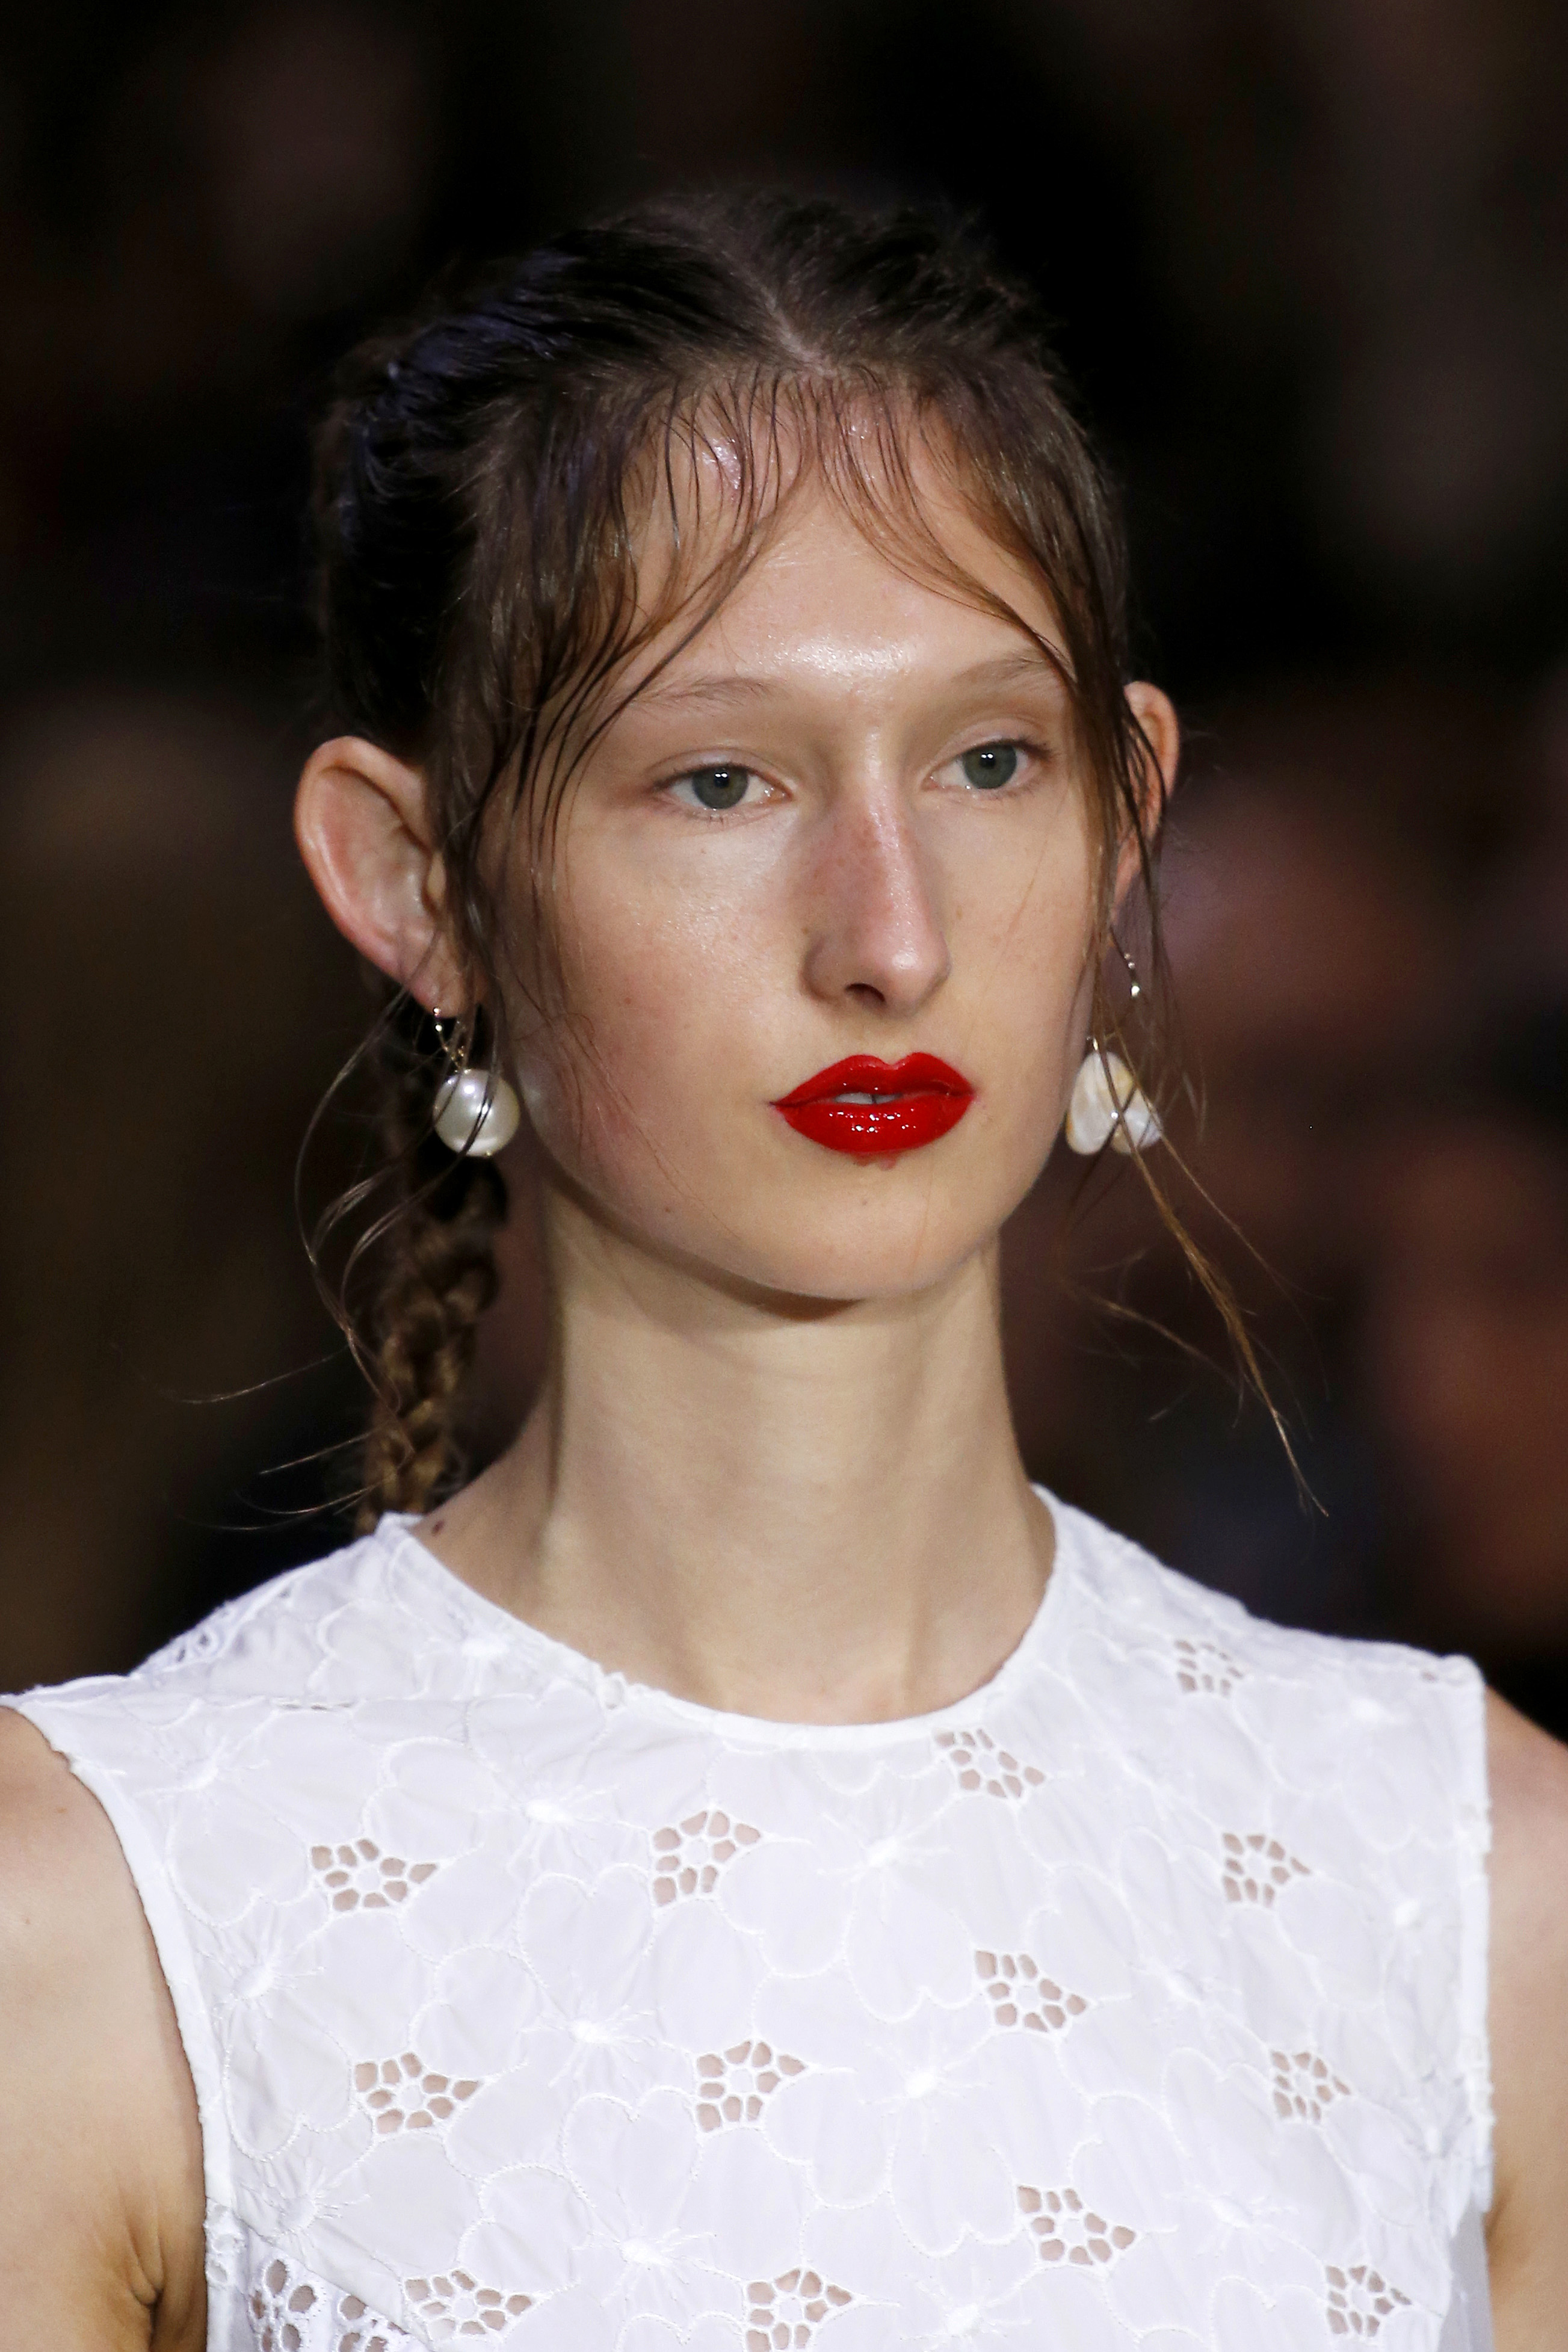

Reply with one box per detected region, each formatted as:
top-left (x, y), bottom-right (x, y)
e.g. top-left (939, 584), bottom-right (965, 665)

top-left (693, 765), bottom-right (747, 810)
top-left (961, 744), bottom-right (1017, 789)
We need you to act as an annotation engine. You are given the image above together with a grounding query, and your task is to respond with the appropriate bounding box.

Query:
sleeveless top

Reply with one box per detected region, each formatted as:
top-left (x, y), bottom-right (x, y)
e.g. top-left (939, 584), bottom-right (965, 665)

top-left (10, 1498), bottom-right (1494, 2352)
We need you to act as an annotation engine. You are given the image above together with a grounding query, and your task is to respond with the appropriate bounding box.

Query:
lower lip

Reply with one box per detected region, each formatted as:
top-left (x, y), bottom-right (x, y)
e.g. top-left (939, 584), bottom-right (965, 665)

top-left (775, 1091), bottom-right (973, 1157)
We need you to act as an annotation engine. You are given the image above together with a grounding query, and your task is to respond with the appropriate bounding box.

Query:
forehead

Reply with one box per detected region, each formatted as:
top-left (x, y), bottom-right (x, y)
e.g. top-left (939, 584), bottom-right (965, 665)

top-left (624, 410), bottom-right (1067, 697)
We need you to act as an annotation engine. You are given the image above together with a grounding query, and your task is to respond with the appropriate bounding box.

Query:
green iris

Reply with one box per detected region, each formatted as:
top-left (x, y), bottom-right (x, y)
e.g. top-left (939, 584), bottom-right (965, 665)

top-left (689, 765), bottom-right (749, 810)
top-left (960, 743), bottom-right (1019, 789)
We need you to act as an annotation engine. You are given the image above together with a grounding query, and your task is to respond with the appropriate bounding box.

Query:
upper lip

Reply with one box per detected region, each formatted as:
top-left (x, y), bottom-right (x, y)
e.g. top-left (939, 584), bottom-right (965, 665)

top-left (774, 1054), bottom-right (975, 1106)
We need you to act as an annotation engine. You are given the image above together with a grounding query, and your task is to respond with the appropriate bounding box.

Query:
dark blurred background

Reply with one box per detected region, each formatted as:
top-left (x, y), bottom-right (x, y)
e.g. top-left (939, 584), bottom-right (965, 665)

top-left (3, 0), bottom-right (1566, 1725)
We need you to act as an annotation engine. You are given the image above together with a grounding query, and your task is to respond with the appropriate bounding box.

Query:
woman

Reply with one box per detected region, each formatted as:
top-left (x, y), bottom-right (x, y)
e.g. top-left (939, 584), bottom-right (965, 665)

top-left (2, 193), bottom-right (1564, 2351)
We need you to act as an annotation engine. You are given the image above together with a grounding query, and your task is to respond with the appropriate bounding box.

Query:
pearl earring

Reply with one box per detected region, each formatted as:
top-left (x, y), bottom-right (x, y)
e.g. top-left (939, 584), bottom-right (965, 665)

top-left (430, 1008), bottom-right (521, 1158)
top-left (1064, 940), bottom-right (1162, 1157)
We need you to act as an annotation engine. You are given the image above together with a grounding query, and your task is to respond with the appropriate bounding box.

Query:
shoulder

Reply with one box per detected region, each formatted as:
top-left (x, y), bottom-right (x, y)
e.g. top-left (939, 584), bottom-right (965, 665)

top-left (1051, 1501), bottom-right (1490, 1933)
top-left (19, 1522), bottom-right (430, 1736)
top-left (0, 1708), bottom-right (204, 2347)
top-left (0, 1700), bottom-right (126, 1956)
top-left (1484, 1690), bottom-right (1568, 2335)
top-left (1055, 1496), bottom-right (1480, 1733)
top-left (1486, 1685), bottom-right (1568, 1910)
top-left (0, 1707), bottom-right (160, 2059)
top-left (129, 1521), bottom-right (410, 1697)
top-left (126, 1516), bottom-right (486, 1708)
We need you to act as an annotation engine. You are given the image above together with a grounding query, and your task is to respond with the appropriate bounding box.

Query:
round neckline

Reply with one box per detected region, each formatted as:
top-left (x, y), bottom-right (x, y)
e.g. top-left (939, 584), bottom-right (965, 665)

top-left (383, 1487), bottom-right (1078, 1750)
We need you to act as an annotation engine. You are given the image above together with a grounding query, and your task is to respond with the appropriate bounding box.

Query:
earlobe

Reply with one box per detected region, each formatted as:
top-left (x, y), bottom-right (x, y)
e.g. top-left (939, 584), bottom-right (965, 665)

top-left (294, 736), bottom-right (470, 1010)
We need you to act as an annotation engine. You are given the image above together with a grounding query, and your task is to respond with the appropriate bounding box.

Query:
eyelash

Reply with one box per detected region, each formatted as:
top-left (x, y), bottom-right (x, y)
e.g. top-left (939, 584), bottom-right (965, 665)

top-left (659, 735), bottom-right (1047, 817)
top-left (939, 738), bottom-right (1042, 793)
top-left (663, 764), bottom-right (773, 816)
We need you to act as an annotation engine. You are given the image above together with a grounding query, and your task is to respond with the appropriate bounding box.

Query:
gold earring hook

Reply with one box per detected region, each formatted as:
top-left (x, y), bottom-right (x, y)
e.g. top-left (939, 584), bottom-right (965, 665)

top-left (429, 1005), bottom-right (472, 1073)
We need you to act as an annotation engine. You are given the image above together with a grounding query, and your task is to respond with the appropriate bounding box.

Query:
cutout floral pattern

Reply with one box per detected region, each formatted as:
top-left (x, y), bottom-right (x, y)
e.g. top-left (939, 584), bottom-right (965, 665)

top-left (1174, 1636), bottom-right (1245, 1697)
top-left (1326, 2262), bottom-right (1412, 2336)
top-left (936, 1727), bottom-right (1045, 1800)
top-left (745, 2268), bottom-right (853, 2348)
top-left (1273, 2048), bottom-right (1351, 2122)
top-left (651, 1809), bottom-right (761, 1904)
top-left (353, 2052), bottom-right (480, 2134)
top-left (312, 1838), bottom-right (438, 1912)
top-left (25, 1505), bottom-right (1490, 2351)
top-left (245, 2253), bottom-right (402, 2352)
top-left (250, 2258), bottom-right (321, 2352)
top-left (696, 2039), bottom-right (806, 2130)
top-left (1017, 2186), bottom-right (1136, 2267)
top-left (336, 2312), bottom-right (400, 2352)
top-left (976, 1949), bottom-right (1087, 2033)
top-left (1221, 1832), bottom-right (1310, 1907)
top-left (405, 2272), bottom-right (534, 2339)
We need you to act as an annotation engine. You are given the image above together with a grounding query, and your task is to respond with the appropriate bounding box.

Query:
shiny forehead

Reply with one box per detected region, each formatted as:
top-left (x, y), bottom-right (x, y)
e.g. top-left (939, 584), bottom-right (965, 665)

top-left (587, 380), bottom-right (1075, 733)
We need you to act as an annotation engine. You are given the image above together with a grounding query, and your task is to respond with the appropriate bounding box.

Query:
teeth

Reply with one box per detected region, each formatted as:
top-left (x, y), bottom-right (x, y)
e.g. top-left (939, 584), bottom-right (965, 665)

top-left (834, 1091), bottom-right (897, 1105)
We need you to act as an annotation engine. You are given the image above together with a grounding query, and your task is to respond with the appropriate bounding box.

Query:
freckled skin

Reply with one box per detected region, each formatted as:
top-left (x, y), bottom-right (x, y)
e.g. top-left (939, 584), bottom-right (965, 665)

top-left (499, 477), bottom-right (1113, 1304)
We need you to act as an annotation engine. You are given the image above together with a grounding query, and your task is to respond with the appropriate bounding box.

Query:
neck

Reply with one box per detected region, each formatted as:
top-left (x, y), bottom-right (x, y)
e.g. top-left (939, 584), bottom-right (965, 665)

top-left (422, 1190), bottom-right (1053, 1723)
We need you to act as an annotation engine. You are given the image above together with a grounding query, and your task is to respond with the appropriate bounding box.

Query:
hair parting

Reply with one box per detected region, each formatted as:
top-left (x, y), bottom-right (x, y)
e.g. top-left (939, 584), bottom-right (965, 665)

top-left (305, 186), bottom-right (1273, 1521)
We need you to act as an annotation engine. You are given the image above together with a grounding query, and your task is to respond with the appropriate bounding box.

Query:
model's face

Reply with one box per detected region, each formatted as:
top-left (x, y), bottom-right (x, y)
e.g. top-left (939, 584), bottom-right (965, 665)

top-left (498, 474), bottom-right (1143, 1301)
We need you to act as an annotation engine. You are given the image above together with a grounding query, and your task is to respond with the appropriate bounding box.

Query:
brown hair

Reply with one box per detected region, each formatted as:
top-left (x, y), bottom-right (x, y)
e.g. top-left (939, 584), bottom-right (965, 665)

top-left (307, 188), bottom-right (1256, 1527)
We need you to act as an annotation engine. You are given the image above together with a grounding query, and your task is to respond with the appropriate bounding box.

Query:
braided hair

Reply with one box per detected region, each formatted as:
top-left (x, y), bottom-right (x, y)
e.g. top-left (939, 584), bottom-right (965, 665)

top-left (308, 188), bottom-right (1230, 1526)
top-left (349, 1001), bottom-right (507, 1528)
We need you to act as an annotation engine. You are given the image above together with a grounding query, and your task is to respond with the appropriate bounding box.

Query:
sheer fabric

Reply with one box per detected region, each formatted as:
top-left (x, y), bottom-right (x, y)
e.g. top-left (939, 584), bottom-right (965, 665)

top-left (13, 1498), bottom-right (1492, 2348)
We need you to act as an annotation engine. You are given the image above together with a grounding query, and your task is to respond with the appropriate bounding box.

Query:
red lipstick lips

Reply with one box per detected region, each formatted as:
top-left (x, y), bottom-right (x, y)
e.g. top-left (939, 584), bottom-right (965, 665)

top-left (773, 1054), bottom-right (975, 1157)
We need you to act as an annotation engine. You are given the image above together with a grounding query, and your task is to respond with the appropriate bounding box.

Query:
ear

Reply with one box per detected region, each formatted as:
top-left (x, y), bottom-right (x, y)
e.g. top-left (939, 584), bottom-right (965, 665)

top-left (294, 736), bottom-right (471, 1013)
top-left (1114, 682), bottom-right (1180, 905)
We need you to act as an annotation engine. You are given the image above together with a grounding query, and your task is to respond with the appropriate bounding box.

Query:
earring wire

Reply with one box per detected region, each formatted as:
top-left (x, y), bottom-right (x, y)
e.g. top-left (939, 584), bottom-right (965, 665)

top-left (430, 1005), bottom-right (474, 1073)
top-left (1111, 934), bottom-right (1143, 999)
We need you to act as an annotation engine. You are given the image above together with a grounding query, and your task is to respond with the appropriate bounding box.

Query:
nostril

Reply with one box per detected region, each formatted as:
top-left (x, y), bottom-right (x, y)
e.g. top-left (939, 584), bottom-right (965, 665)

top-left (846, 982), bottom-right (887, 1005)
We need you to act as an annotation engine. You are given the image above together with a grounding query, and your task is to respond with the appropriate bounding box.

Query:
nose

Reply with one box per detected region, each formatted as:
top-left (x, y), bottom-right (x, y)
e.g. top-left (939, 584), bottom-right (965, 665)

top-left (800, 788), bottom-right (951, 1014)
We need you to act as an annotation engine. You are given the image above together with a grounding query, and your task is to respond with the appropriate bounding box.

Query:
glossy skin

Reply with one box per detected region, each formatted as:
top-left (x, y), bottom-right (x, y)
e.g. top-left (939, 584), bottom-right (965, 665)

top-left (4, 472), bottom-right (1567, 2346)
top-left (498, 492), bottom-right (1112, 1308)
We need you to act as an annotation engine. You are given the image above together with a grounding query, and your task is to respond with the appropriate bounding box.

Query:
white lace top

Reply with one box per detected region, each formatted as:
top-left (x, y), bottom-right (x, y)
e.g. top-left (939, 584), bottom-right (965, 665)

top-left (11, 1498), bottom-right (1493, 2352)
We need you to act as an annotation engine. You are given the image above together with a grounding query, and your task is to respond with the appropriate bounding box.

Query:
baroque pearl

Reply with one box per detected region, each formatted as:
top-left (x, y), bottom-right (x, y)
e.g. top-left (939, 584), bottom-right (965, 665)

top-left (433, 1067), bottom-right (521, 1157)
top-left (1064, 1047), bottom-right (1162, 1156)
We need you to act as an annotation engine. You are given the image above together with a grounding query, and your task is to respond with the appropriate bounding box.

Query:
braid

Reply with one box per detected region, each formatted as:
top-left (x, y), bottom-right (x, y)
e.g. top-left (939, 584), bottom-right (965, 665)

top-left (354, 1007), bottom-right (508, 1532)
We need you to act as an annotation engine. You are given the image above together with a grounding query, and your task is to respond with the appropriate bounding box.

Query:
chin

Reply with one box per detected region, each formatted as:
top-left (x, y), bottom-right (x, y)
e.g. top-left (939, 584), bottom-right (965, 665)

top-left (738, 1238), bottom-right (984, 1305)
top-left (647, 1171), bottom-right (1022, 1306)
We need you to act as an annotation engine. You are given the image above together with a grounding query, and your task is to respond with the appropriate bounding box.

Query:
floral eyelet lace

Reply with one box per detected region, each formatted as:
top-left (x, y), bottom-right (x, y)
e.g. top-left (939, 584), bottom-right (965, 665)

top-left (12, 1498), bottom-right (1492, 2348)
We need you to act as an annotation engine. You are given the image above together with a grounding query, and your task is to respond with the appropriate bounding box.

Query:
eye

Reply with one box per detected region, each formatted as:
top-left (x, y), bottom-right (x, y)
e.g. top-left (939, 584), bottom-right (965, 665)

top-left (668, 763), bottom-right (761, 813)
top-left (955, 741), bottom-right (1020, 790)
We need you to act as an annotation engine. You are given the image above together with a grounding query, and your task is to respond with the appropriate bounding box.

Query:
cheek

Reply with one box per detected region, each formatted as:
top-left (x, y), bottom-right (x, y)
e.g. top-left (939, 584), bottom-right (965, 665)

top-left (508, 865), bottom-right (772, 1182)
top-left (954, 822), bottom-right (1099, 1072)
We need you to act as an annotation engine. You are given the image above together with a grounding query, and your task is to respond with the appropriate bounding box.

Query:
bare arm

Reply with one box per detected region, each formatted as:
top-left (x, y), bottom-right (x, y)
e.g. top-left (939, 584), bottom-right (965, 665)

top-left (0, 1709), bottom-right (205, 2352)
top-left (1486, 1688), bottom-right (1568, 2350)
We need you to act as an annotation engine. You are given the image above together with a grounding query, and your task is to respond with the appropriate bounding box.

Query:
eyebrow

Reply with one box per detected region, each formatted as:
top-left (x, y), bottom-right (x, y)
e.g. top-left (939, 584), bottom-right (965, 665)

top-left (635, 674), bottom-right (777, 711)
top-left (635, 650), bottom-right (1066, 711)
